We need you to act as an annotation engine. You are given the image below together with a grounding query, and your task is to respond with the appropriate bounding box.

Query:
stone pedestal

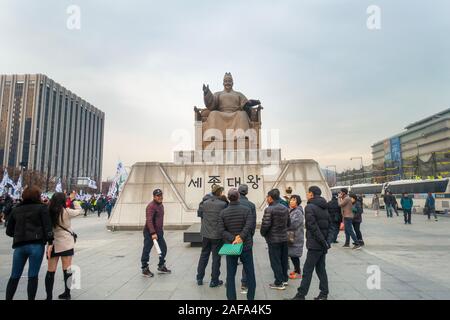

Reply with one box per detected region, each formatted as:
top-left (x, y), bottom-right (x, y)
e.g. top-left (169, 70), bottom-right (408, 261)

top-left (107, 158), bottom-right (330, 230)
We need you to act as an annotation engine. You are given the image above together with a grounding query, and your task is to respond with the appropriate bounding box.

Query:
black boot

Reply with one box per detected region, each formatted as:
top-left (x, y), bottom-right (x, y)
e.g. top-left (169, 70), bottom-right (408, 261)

top-left (27, 277), bottom-right (39, 300)
top-left (5, 277), bottom-right (20, 300)
top-left (58, 270), bottom-right (72, 300)
top-left (45, 271), bottom-right (56, 300)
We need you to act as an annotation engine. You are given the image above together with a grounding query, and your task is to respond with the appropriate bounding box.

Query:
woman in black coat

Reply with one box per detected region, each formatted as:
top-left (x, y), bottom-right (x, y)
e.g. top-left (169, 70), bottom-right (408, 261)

top-left (5, 186), bottom-right (54, 300)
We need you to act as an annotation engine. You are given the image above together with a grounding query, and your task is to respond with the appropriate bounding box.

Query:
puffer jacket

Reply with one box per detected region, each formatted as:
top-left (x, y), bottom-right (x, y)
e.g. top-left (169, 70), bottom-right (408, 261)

top-left (304, 196), bottom-right (330, 251)
top-left (327, 196), bottom-right (342, 224)
top-left (287, 205), bottom-right (304, 258)
top-left (218, 201), bottom-right (255, 251)
top-left (260, 200), bottom-right (290, 243)
top-left (6, 201), bottom-right (54, 249)
top-left (199, 195), bottom-right (228, 239)
top-left (239, 194), bottom-right (256, 236)
top-left (352, 201), bottom-right (363, 223)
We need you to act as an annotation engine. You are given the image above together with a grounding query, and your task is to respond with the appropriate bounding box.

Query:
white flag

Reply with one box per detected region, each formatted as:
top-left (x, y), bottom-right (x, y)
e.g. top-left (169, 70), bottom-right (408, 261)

top-left (13, 174), bottom-right (23, 199)
top-left (55, 178), bottom-right (63, 192)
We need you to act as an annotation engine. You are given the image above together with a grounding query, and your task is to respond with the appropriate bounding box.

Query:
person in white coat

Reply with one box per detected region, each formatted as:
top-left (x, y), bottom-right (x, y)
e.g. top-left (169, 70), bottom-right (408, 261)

top-left (45, 192), bottom-right (83, 300)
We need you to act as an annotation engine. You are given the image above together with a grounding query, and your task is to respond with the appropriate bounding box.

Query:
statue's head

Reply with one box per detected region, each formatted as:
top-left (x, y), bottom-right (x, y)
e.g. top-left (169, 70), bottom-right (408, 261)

top-left (223, 72), bottom-right (233, 92)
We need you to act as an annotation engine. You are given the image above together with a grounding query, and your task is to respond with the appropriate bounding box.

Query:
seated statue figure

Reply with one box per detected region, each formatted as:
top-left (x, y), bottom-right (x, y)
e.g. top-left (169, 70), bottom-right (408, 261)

top-left (199, 73), bottom-right (260, 141)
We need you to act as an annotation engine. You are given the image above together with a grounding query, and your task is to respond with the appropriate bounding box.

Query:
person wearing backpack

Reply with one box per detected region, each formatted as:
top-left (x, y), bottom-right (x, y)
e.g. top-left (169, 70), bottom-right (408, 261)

top-left (45, 192), bottom-right (83, 300)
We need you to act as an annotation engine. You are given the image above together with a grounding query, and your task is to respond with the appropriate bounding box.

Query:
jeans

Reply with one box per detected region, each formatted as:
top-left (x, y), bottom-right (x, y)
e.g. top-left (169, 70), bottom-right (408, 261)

top-left (352, 221), bottom-right (363, 242)
top-left (403, 209), bottom-right (412, 223)
top-left (226, 249), bottom-right (256, 300)
top-left (386, 205), bottom-right (394, 217)
top-left (11, 243), bottom-right (45, 279)
top-left (297, 249), bottom-right (328, 297)
top-left (267, 242), bottom-right (289, 285)
top-left (344, 218), bottom-right (358, 245)
top-left (141, 229), bottom-right (167, 269)
top-left (6, 243), bottom-right (45, 300)
top-left (196, 237), bottom-right (222, 283)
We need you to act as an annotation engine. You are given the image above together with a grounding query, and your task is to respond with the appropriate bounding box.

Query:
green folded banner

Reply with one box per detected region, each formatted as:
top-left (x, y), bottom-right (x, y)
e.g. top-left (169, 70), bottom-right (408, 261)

top-left (218, 243), bottom-right (243, 256)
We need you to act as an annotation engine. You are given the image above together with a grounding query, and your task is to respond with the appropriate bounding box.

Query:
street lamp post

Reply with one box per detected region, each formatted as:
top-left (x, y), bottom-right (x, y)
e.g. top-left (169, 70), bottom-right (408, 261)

top-left (350, 157), bottom-right (364, 184)
top-left (326, 165), bottom-right (337, 187)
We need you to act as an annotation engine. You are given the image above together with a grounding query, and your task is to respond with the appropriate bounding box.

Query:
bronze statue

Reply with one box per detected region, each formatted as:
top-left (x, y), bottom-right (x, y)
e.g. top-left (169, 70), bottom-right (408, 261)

top-left (200, 73), bottom-right (260, 136)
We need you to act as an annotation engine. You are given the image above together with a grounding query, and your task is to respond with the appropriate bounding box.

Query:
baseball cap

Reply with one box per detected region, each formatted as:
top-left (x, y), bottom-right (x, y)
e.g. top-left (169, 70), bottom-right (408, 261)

top-left (153, 189), bottom-right (163, 196)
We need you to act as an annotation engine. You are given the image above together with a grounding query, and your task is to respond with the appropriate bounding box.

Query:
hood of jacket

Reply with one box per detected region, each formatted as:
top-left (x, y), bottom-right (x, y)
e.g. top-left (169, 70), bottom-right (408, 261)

top-left (307, 196), bottom-right (328, 209)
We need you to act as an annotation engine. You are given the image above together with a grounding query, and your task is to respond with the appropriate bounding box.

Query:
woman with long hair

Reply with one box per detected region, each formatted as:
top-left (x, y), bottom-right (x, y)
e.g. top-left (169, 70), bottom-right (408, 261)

top-left (5, 186), bottom-right (54, 300)
top-left (45, 192), bottom-right (83, 300)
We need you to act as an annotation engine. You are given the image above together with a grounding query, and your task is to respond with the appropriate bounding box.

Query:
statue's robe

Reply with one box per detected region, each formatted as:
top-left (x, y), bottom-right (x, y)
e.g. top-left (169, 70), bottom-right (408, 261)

top-left (203, 89), bottom-right (250, 140)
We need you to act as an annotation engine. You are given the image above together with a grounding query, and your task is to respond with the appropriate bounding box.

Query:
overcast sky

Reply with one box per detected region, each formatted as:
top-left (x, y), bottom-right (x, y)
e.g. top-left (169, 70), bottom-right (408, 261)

top-left (1, 0), bottom-right (449, 179)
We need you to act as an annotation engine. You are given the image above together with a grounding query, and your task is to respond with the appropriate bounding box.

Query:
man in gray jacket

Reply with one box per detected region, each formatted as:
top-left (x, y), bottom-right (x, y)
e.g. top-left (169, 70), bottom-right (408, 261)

top-left (196, 185), bottom-right (228, 287)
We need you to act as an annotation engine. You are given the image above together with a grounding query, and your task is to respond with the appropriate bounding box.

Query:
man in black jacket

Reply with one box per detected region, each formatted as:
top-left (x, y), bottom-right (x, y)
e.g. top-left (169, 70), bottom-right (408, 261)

top-left (218, 188), bottom-right (256, 300)
top-left (196, 185), bottom-right (228, 287)
top-left (238, 184), bottom-right (256, 294)
top-left (383, 191), bottom-right (395, 218)
top-left (327, 193), bottom-right (342, 244)
top-left (260, 188), bottom-right (290, 290)
top-left (292, 186), bottom-right (331, 300)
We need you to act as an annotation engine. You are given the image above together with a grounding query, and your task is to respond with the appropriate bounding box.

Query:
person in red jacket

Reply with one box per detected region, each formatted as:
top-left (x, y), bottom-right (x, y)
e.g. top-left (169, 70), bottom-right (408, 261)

top-left (141, 189), bottom-right (171, 277)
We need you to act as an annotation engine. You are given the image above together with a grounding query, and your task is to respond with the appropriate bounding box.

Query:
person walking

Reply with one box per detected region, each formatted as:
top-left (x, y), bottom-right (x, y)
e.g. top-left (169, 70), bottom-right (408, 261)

top-left (287, 195), bottom-right (304, 280)
top-left (105, 197), bottom-right (113, 219)
top-left (5, 186), bottom-right (54, 300)
top-left (141, 189), bottom-right (171, 277)
top-left (291, 186), bottom-right (330, 300)
top-left (350, 194), bottom-right (364, 246)
top-left (196, 185), bottom-right (228, 287)
top-left (260, 188), bottom-right (290, 290)
top-left (327, 193), bottom-right (342, 244)
top-left (425, 192), bottom-right (438, 221)
top-left (237, 184), bottom-right (256, 295)
top-left (400, 193), bottom-right (413, 224)
top-left (338, 188), bottom-right (361, 249)
top-left (218, 188), bottom-right (256, 300)
top-left (372, 194), bottom-right (380, 217)
top-left (45, 192), bottom-right (83, 300)
top-left (383, 191), bottom-right (395, 218)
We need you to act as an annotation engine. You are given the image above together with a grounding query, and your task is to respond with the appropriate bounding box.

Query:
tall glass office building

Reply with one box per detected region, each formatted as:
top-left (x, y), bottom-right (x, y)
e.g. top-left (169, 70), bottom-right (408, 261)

top-left (0, 74), bottom-right (104, 188)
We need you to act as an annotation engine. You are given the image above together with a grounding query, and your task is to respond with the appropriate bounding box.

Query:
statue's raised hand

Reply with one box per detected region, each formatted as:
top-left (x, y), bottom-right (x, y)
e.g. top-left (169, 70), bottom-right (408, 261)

top-left (203, 84), bottom-right (210, 95)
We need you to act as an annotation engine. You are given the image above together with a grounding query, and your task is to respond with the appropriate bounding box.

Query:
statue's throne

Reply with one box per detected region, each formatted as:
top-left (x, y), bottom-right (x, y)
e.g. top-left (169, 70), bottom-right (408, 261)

top-left (194, 105), bottom-right (263, 151)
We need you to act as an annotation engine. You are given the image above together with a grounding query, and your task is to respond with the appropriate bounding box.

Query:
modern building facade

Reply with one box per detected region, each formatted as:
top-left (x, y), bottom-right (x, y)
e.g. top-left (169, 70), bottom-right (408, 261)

top-left (0, 74), bottom-right (104, 188)
top-left (371, 108), bottom-right (450, 182)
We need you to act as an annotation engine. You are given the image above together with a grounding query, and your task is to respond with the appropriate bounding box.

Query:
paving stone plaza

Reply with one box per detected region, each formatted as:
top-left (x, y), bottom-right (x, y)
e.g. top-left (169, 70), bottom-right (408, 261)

top-left (1, 210), bottom-right (449, 300)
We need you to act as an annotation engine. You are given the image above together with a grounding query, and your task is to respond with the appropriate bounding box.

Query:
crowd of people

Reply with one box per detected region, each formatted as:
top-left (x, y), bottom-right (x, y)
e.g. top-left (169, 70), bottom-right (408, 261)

top-left (140, 185), bottom-right (371, 300)
top-left (4, 182), bottom-right (441, 300)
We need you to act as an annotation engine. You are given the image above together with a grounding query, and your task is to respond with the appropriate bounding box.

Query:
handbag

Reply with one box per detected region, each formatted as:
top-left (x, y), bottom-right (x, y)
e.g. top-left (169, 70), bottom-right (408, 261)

top-left (287, 231), bottom-right (295, 245)
top-left (219, 243), bottom-right (243, 256)
top-left (58, 224), bottom-right (78, 243)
